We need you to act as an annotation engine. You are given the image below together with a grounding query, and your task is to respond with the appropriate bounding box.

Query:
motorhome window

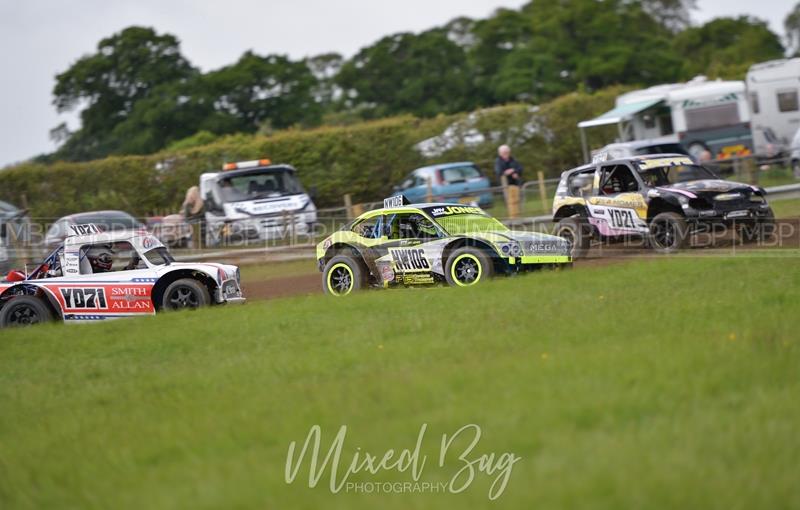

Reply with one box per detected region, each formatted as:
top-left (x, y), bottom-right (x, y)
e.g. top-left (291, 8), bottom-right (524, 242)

top-left (599, 165), bottom-right (638, 195)
top-left (658, 112), bottom-right (674, 135)
top-left (749, 92), bottom-right (760, 114)
top-left (777, 90), bottom-right (799, 113)
top-left (217, 170), bottom-right (304, 202)
top-left (685, 103), bottom-right (740, 131)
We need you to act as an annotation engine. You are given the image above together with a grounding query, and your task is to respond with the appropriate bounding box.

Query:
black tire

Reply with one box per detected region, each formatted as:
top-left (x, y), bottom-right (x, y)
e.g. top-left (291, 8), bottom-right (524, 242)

top-left (161, 278), bottom-right (211, 311)
top-left (649, 212), bottom-right (689, 254)
top-left (0, 296), bottom-right (54, 327)
top-left (323, 255), bottom-right (366, 296)
top-left (742, 207), bottom-right (776, 244)
top-left (444, 247), bottom-right (494, 287)
top-left (555, 216), bottom-right (591, 259)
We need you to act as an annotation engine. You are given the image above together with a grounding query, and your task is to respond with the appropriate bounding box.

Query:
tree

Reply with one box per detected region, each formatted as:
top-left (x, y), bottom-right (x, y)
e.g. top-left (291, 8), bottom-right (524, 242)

top-left (305, 53), bottom-right (344, 105)
top-left (203, 51), bottom-right (322, 132)
top-left (336, 29), bottom-right (476, 118)
top-left (637, 0), bottom-right (697, 32)
top-left (52, 26), bottom-right (196, 160)
top-left (787, 2), bottom-right (800, 57)
top-left (673, 17), bottom-right (785, 79)
top-left (470, 0), bottom-right (682, 104)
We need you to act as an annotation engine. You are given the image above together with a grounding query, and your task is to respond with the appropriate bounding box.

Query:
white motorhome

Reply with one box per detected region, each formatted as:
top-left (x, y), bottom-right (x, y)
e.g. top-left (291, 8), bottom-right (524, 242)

top-left (746, 58), bottom-right (800, 156)
top-left (579, 77), bottom-right (753, 162)
top-left (199, 159), bottom-right (317, 246)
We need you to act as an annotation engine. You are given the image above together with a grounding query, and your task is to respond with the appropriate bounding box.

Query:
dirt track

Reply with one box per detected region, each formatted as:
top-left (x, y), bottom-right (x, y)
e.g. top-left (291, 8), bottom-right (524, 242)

top-left (241, 218), bottom-right (800, 301)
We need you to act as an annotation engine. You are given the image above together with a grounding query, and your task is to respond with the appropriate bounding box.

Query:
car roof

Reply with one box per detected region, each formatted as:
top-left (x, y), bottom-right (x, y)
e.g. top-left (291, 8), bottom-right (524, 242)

top-left (62, 210), bottom-right (137, 221)
top-left (564, 153), bottom-right (693, 175)
top-left (357, 202), bottom-right (488, 219)
top-left (63, 228), bottom-right (155, 248)
top-left (412, 162), bottom-right (475, 173)
top-left (216, 164), bottom-right (296, 179)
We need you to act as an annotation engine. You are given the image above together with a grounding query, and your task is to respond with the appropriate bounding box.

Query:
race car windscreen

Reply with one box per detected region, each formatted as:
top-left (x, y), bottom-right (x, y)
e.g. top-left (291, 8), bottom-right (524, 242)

top-left (143, 247), bottom-right (175, 266)
top-left (637, 164), bottom-right (718, 187)
top-left (216, 169), bottom-right (304, 202)
top-left (435, 214), bottom-right (508, 235)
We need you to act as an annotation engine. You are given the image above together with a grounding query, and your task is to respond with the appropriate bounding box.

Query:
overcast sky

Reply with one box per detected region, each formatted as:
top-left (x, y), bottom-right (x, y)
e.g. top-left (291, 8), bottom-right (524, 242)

top-left (0, 0), bottom-right (793, 167)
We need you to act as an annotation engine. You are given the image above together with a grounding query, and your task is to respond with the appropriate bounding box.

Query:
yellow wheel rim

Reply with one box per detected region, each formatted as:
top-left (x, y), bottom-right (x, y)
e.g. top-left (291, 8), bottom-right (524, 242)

top-left (450, 254), bottom-right (482, 287)
top-left (327, 263), bottom-right (355, 296)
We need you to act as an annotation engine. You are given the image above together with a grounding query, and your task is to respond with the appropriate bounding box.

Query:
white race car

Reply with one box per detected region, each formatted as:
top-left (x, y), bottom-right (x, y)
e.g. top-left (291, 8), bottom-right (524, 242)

top-left (0, 224), bottom-right (244, 327)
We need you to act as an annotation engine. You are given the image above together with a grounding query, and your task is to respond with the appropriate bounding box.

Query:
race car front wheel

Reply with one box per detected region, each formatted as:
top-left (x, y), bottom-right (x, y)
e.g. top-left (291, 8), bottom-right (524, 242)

top-left (323, 255), bottom-right (366, 296)
top-left (556, 216), bottom-right (591, 259)
top-left (162, 279), bottom-right (211, 310)
top-left (741, 207), bottom-right (776, 244)
top-left (0, 296), bottom-right (53, 327)
top-left (445, 247), bottom-right (494, 287)
top-left (649, 212), bottom-right (689, 254)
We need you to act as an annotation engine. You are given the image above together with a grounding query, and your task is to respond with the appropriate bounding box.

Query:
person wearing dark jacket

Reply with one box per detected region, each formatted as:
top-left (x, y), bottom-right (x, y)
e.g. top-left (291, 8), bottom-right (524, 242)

top-left (495, 145), bottom-right (523, 186)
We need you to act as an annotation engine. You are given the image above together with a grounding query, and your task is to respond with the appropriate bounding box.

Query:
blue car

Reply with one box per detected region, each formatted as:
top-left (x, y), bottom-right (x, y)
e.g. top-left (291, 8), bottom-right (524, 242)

top-left (393, 162), bottom-right (493, 207)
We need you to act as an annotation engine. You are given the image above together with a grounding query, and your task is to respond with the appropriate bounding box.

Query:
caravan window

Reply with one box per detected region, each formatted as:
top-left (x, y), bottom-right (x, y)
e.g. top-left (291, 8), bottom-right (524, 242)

top-left (685, 103), bottom-right (740, 131)
top-left (750, 92), bottom-right (760, 114)
top-left (777, 90), bottom-right (799, 113)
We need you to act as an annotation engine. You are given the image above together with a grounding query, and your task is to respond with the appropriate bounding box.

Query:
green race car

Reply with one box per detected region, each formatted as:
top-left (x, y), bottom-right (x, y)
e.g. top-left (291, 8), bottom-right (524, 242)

top-left (316, 196), bottom-right (572, 295)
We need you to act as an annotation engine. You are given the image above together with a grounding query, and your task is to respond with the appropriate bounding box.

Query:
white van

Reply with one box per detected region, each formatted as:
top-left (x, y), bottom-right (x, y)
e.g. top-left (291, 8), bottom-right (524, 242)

top-left (199, 160), bottom-right (317, 245)
top-left (747, 58), bottom-right (800, 157)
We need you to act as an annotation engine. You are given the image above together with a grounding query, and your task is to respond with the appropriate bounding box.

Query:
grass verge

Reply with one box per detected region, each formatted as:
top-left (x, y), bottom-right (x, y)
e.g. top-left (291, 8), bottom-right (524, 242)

top-left (1, 255), bottom-right (799, 509)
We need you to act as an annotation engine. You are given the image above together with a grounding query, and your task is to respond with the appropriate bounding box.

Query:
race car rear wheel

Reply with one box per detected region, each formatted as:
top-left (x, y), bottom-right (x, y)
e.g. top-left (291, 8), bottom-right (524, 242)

top-left (556, 216), bottom-right (591, 259)
top-left (323, 255), bottom-right (366, 296)
top-left (162, 279), bottom-right (211, 310)
top-left (649, 212), bottom-right (689, 254)
top-left (0, 296), bottom-right (53, 327)
top-left (445, 247), bottom-right (494, 287)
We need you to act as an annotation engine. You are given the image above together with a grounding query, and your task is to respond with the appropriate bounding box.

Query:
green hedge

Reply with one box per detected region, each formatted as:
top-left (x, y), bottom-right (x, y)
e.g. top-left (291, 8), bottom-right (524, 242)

top-left (0, 88), bottom-right (624, 219)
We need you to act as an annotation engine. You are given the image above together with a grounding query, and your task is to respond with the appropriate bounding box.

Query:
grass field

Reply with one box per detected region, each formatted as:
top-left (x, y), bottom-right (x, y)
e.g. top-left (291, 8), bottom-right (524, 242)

top-left (1, 255), bottom-right (800, 509)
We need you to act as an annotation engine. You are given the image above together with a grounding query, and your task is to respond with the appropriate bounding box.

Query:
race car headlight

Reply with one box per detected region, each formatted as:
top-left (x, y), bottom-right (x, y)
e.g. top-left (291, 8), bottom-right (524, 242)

top-left (498, 242), bottom-right (522, 257)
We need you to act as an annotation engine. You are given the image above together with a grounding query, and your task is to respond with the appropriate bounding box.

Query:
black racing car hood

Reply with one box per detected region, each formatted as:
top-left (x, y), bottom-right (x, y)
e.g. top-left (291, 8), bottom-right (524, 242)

top-left (657, 179), bottom-right (761, 199)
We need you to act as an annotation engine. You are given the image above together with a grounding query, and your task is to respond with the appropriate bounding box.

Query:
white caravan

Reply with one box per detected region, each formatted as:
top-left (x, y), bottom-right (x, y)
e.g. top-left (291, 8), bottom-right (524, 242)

top-left (579, 77), bottom-right (753, 162)
top-left (746, 58), bottom-right (800, 157)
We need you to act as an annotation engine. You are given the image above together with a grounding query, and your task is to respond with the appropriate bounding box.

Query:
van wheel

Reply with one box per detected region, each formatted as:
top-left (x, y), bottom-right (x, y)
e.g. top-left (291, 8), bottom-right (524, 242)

top-left (556, 216), bottom-right (591, 259)
top-left (323, 255), bottom-right (366, 296)
top-left (649, 212), bottom-right (689, 254)
top-left (0, 296), bottom-right (53, 327)
top-left (162, 279), bottom-right (211, 310)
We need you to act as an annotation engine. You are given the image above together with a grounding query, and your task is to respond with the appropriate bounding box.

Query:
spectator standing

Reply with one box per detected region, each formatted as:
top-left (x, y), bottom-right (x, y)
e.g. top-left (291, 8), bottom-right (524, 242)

top-left (495, 145), bottom-right (523, 218)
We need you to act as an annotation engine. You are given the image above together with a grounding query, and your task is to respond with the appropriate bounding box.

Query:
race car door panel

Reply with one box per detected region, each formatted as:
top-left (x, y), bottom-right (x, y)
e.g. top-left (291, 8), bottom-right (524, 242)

top-left (587, 164), bottom-right (649, 235)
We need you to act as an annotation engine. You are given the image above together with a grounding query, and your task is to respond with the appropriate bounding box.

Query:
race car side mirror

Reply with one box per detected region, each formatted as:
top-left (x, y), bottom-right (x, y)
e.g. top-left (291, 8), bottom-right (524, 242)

top-left (6, 270), bottom-right (25, 282)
